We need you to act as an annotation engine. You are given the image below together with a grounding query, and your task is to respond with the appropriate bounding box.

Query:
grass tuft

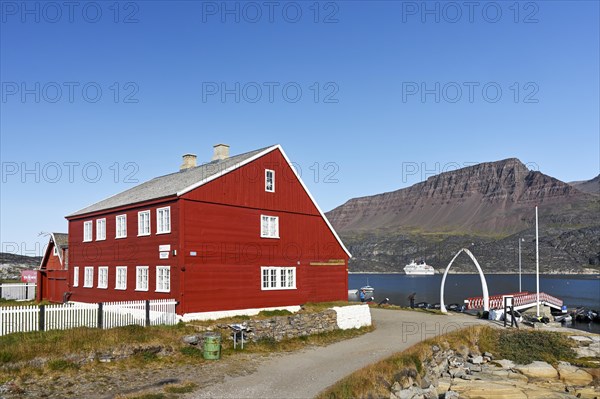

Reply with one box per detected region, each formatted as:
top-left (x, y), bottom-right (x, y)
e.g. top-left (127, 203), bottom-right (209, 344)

top-left (47, 359), bottom-right (79, 371)
top-left (164, 382), bottom-right (197, 394)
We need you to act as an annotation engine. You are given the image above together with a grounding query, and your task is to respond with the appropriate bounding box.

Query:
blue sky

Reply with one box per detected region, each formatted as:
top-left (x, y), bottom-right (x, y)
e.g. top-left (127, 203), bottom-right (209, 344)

top-left (1, 1), bottom-right (599, 255)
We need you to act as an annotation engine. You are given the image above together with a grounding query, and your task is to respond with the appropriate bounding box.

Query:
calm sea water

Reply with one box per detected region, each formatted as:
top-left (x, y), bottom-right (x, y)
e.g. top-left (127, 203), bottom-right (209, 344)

top-left (349, 274), bottom-right (600, 332)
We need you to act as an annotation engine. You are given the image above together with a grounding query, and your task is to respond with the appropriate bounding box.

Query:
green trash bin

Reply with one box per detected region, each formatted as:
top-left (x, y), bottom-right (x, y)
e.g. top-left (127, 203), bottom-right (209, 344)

top-left (203, 332), bottom-right (221, 360)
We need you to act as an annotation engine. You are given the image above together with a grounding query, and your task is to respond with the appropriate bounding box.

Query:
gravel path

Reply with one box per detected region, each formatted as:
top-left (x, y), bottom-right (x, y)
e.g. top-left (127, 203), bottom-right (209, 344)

top-left (187, 309), bottom-right (489, 399)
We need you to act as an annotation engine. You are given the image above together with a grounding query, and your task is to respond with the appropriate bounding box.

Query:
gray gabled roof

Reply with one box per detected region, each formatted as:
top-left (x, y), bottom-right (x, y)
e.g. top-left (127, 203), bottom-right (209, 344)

top-left (53, 233), bottom-right (68, 249)
top-left (68, 146), bottom-right (275, 217)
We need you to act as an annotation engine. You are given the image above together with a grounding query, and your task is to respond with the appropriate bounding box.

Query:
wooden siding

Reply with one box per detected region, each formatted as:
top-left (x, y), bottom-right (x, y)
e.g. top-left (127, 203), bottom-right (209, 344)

top-left (67, 200), bottom-right (181, 303)
top-left (178, 147), bottom-right (348, 314)
top-left (37, 241), bottom-right (68, 302)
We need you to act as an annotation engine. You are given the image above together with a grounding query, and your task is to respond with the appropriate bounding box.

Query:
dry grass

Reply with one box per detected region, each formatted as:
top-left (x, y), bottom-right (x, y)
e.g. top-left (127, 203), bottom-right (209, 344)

top-left (0, 323), bottom-right (195, 365)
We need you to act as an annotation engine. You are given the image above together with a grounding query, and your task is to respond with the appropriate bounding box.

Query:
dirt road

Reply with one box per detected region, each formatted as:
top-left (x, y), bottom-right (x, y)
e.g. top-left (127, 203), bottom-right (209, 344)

top-left (187, 309), bottom-right (488, 399)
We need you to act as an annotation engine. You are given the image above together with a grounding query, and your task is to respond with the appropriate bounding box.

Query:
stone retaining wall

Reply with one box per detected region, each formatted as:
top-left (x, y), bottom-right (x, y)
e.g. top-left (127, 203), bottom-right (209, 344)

top-left (245, 304), bottom-right (371, 342)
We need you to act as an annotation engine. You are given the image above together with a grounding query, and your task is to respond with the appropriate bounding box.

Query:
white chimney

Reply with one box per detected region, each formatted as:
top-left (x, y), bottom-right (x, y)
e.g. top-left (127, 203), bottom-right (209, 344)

top-left (212, 144), bottom-right (230, 161)
top-left (180, 153), bottom-right (197, 171)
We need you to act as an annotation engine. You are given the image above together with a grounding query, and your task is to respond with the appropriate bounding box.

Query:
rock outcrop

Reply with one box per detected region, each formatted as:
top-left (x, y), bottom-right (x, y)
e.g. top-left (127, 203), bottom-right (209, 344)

top-left (389, 339), bottom-right (598, 399)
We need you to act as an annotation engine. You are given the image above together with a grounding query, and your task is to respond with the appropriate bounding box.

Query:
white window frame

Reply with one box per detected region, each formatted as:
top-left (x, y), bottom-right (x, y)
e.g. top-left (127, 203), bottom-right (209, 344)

top-left (96, 218), bottom-right (106, 241)
top-left (115, 266), bottom-right (127, 290)
top-left (116, 214), bottom-right (127, 238)
top-left (260, 215), bottom-right (279, 238)
top-left (83, 266), bottom-right (94, 288)
top-left (53, 246), bottom-right (58, 256)
top-left (156, 206), bottom-right (171, 234)
top-left (260, 267), bottom-right (296, 290)
top-left (73, 266), bottom-right (79, 287)
top-left (83, 221), bottom-right (93, 242)
top-left (138, 210), bottom-right (151, 236)
top-left (136, 266), bottom-right (149, 291)
top-left (156, 266), bottom-right (171, 293)
top-left (265, 169), bottom-right (275, 192)
top-left (98, 266), bottom-right (108, 289)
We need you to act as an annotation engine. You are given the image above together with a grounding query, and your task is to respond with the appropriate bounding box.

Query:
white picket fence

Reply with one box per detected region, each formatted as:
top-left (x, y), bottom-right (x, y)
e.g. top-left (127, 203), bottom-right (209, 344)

top-left (0, 283), bottom-right (36, 301)
top-left (0, 299), bottom-right (177, 336)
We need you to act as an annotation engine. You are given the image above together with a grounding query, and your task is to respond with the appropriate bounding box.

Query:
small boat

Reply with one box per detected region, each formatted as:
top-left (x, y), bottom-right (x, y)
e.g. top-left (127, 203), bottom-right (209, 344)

top-left (575, 309), bottom-right (598, 323)
top-left (360, 278), bottom-right (375, 294)
top-left (360, 285), bottom-right (375, 294)
top-left (431, 303), bottom-right (441, 310)
top-left (554, 314), bottom-right (572, 323)
top-left (446, 303), bottom-right (463, 312)
top-left (415, 301), bottom-right (430, 309)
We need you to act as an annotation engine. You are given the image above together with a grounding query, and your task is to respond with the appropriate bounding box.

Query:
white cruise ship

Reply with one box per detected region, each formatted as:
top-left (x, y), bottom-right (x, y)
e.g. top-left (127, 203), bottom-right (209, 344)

top-left (404, 260), bottom-right (435, 275)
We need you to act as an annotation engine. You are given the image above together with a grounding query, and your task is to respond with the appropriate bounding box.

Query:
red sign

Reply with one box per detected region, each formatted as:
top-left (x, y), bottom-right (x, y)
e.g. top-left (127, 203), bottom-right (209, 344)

top-left (21, 270), bottom-right (37, 283)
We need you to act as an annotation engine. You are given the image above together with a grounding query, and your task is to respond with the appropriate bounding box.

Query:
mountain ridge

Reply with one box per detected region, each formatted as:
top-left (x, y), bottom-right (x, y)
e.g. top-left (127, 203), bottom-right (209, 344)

top-left (326, 158), bottom-right (599, 274)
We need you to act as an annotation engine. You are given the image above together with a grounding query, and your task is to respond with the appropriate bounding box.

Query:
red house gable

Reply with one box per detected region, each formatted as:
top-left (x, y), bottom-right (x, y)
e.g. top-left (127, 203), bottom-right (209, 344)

top-left (37, 233), bottom-right (69, 302)
top-left (63, 144), bottom-right (350, 317)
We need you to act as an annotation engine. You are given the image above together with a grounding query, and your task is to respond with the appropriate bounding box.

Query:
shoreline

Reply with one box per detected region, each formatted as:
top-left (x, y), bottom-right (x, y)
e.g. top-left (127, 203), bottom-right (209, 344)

top-left (349, 271), bottom-right (600, 276)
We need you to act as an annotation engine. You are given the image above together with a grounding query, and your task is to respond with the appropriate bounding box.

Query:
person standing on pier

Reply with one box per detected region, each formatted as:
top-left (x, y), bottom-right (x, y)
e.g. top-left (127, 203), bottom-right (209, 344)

top-left (408, 292), bottom-right (416, 308)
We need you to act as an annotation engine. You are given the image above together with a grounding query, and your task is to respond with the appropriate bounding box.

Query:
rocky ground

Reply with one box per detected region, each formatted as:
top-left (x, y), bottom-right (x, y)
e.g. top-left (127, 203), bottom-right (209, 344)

top-left (390, 335), bottom-right (600, 399)
top-left (0, 351), bottom-right (261, 399)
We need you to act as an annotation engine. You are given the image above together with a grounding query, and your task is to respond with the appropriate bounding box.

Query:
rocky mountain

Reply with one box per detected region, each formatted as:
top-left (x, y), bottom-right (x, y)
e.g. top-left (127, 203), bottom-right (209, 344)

top-left (327, 159), bottom-right (600, 274)
top-left (570, 174), bottom-right (600, 195)
top-left (0, 253), bottom-right (41, 281)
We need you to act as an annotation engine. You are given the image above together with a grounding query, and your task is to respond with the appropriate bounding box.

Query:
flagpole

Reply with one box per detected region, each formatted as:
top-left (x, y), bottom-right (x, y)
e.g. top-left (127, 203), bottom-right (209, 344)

top-left (535, 206), bottom-right (540, 317)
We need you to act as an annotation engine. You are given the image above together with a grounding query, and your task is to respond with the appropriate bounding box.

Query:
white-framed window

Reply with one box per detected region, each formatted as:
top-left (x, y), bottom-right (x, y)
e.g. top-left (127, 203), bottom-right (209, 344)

top-left (136, 266), bottom-right (149, 291)
top-left (83, 266), bottom-right (94, 288)
top-left (138, 210), bottom-right (151, 236)
top-left (116, 214), bottom-right (127, 238)
top-left (261, 267), bottom-right (296, 290)
top-left (53, 246), bottom-right (58, 256)
top-left (265, 169), bottom-right (275, 192)
top-left (98, 266), bottom-right (108, 289)
top-left (115, 266), bottom-right (127, 290)
top-left (83, 221), bottom-right (93, 242)
top-left (157, 207), bottom-right (171, 234)
top-left (156, 266), bottom-right (171, 293)
top-left (73, 266), bottom-right (79, 287)
top-left (260, 215), bottom-right (279, 238)
top-left (96, 218), bottom-right (106, 241)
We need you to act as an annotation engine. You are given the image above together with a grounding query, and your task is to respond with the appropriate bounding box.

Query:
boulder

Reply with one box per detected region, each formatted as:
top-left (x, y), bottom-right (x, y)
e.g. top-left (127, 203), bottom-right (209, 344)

top-left (569, 335), bottom-right (594, 343)
top-left (394, 386), bottom-right (436, 399)
top-left (495, 359), bottom-right (516, 369)
top-left (470, 355), bottom-right (484, 365)
top-left (182, 335), bottom-right (200, 345)
top-left (437, 378), bottom-right (451, 393)
top-left (444, 392), bottom-right (459, 399)
top-left (575, 342), bottom-right (600, 358)
top-left (450, 380), bottom-right (528, 398)
top-left (514, 361), bottom-right (558, 380)
top-left (572, 386), bottom-right (600, 399)
top-left (557, 362), bottom-right (593, 386)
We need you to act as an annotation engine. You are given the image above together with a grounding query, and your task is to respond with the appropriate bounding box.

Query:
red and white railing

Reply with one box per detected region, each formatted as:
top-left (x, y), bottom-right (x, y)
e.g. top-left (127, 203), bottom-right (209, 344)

top-left (465, 291), bottom-right (563, 310)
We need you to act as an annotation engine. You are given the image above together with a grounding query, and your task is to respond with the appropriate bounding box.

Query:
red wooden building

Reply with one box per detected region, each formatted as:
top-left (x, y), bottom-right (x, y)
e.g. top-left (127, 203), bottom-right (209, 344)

top-left (37, 233), bottom-right (69, 303)
top-left (62, 144), bottom-right (350, 318)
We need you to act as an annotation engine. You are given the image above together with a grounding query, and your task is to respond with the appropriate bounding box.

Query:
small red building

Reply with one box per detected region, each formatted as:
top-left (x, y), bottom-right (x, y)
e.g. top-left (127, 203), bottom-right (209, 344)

top-left (62, 144), bottom-right (350, 318)
top-left (37, 233), bottom-right (69, 303)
